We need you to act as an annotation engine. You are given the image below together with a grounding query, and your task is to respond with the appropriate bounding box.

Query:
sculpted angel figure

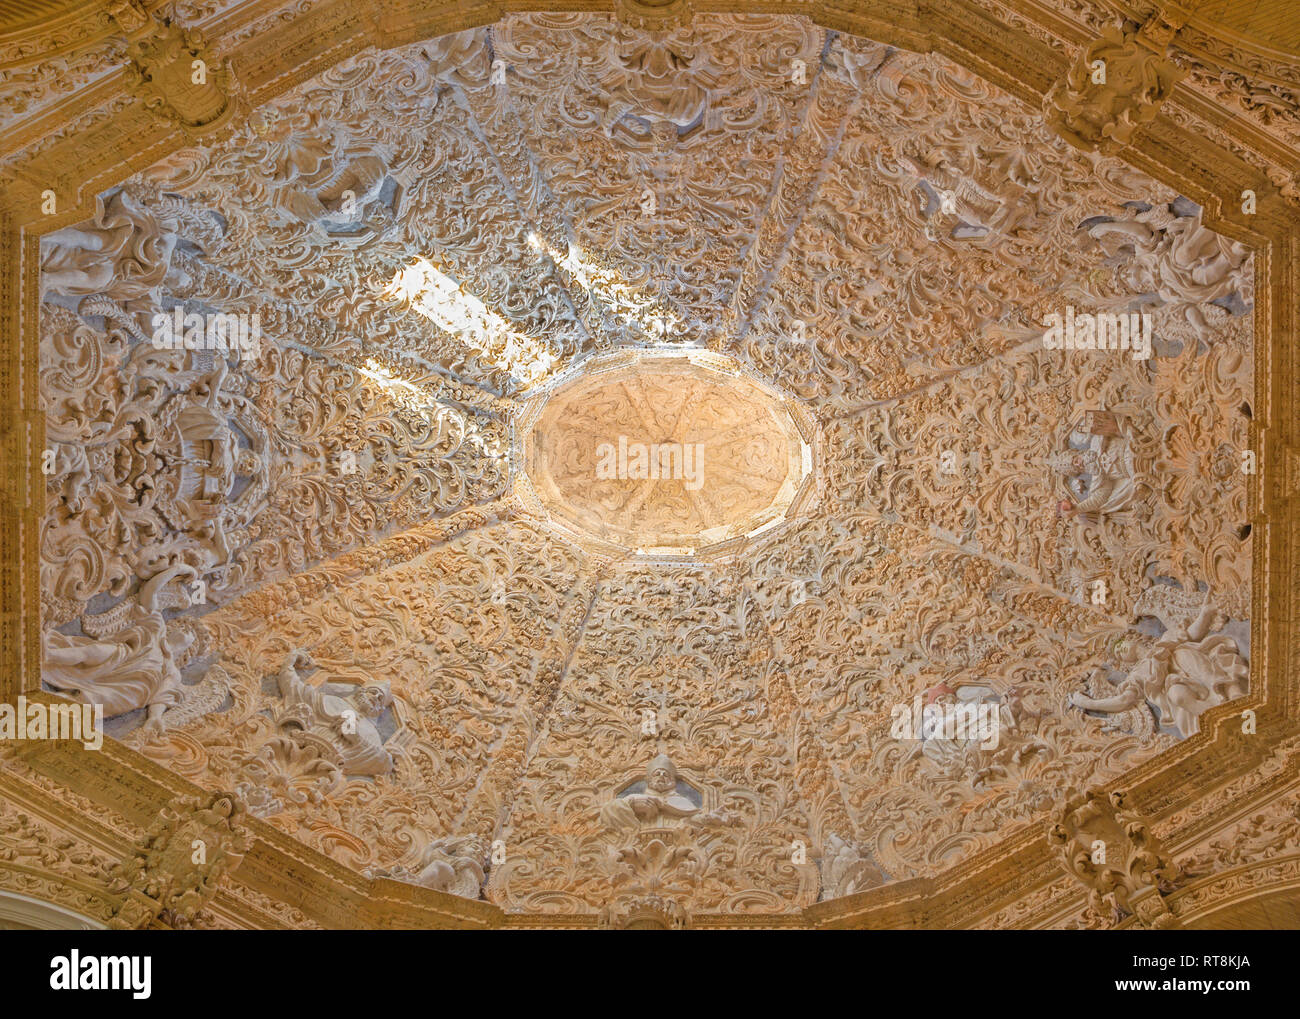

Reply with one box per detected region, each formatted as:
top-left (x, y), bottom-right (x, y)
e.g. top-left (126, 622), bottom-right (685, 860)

top-left (821, 834), bottom-right (884, 899)
top-left (1067, 662), bottom-right (1156, 739)
top-left (1087, 202), bottom-right (1250, 334)
top-left (1071, 601), bottom-right (1248, 737)
top-left (43, 563), bottom-right (199, 726)
top-left (367, 834), bottom-right (485, 899)
top-left (412, 835), bottom-right (486, 897)
top-left (599, 755), bottom-right (738, 831)
top-left (40, 189), bottom-right (177, 304)
top-left (275, 650), bottom-right (395, 776)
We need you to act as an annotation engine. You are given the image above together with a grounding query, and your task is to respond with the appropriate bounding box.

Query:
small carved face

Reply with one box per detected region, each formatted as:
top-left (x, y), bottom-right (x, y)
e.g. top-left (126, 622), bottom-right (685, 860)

top-left (1114, 638), bottom-right (1139, 664)
top-left (647, 766), bottom-right (674, 793)
top-left (356, 687), bottom-right (388, 717)
top-left (236, 450), bottom-right (262, 476)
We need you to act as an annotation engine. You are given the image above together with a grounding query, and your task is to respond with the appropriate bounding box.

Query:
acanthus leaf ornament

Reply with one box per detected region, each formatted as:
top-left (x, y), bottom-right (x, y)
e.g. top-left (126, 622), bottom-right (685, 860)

top-left (17, 6), bottom-right (1265, 928)
top-left (1047, 788), bottom-right (1185, 928)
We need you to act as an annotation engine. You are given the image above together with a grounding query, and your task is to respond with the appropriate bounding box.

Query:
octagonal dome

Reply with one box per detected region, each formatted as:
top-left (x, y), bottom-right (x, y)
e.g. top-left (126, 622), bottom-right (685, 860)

top-left (12, 0), bottom-right (1272, 930)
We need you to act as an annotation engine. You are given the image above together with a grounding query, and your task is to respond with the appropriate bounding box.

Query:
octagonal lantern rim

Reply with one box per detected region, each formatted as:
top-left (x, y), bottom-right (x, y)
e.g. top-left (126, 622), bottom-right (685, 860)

top-left (510, 345), bottom-right (824, 563)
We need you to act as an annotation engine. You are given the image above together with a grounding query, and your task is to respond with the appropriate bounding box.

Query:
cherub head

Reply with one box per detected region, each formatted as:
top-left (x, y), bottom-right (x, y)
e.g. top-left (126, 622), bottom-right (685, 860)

top-left (1112, 636), bottom-right (1142, 665)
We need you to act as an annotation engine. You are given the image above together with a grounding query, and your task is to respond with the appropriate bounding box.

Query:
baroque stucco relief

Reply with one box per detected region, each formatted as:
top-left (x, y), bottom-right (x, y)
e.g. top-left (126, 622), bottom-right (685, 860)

top-left (12, 5), bottom-right (1267, 925)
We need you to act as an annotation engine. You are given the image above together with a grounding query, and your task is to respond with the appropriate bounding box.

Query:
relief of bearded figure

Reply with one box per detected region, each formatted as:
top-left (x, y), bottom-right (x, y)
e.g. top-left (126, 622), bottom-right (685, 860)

top-left (1051, 411), bottom-right (1138, 521)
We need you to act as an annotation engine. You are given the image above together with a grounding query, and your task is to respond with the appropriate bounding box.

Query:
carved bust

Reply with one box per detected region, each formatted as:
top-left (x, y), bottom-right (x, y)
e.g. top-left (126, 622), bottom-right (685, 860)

top-left (600, 754), bottom-right (702, 830)
top-left (600, 755), bottom-right (740, 832)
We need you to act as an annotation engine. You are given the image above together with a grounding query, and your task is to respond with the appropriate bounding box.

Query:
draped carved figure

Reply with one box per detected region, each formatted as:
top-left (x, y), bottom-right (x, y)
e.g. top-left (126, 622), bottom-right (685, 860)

top-left (274, 650), bottom-right (396, 777)
top-left (1141, 605), bottom-right (1248, 737)
top-left (1086, 201), bottom-right (1251, 336)
top-left (1071, 594), bottom-right (1249, 738)
top-left (600, 755), bottom-right (738, 831)
top-left (369, 836), bottom-right (486, 899)
top-left (43, 563), bottom-right (199, 724)
top-left (40, 189), bottom-right (178, 304)
top-left (1052, 410), bottom-right (1139, 521)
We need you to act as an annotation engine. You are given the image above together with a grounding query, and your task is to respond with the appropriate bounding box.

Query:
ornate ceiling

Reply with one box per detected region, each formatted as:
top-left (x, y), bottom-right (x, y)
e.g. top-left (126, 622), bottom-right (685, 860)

top-left (1, 0), bottom-right (1298, 931)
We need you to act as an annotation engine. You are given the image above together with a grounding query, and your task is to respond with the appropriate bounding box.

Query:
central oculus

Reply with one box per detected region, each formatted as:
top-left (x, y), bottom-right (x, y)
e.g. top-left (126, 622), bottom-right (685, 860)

top-left (515, 349), bottom-right (819, 559)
